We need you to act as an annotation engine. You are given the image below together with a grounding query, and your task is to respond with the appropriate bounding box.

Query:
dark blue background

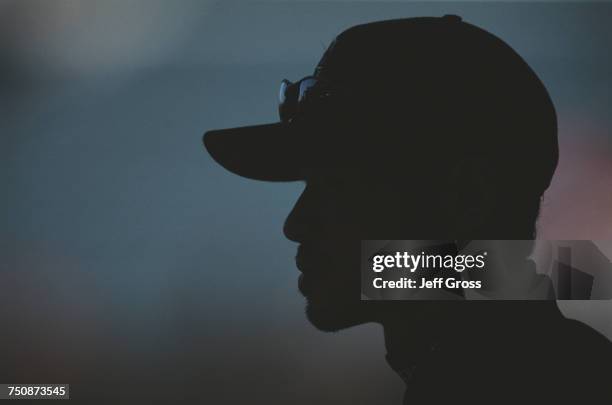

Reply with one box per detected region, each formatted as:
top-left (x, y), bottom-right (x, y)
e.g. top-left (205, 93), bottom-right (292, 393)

top-left (2, 1), bottom-right (611, 402)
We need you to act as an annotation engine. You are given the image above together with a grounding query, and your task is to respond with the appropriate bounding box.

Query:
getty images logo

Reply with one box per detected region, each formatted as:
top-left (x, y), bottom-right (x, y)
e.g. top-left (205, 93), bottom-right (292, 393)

top-left (371, 251), bottom-right (488, 273)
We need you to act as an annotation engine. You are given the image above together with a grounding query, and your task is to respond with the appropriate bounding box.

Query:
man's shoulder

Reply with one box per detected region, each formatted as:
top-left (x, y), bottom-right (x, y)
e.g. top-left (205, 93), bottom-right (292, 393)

top-left (418, 315), bottom-right (612, 400)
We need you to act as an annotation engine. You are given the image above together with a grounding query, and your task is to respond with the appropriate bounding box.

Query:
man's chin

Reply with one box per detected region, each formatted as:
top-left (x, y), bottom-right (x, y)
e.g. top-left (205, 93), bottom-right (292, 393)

top-left (304, 299), bottom-right (370, 332)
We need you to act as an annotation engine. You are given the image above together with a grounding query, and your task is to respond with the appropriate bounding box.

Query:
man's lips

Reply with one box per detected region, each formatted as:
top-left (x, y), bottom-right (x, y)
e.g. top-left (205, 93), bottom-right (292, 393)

top-left (294, 244), bottom-right (358, 299)
top-left (296, 245), bottom-right (322, 295)
top-left (295, 244), bottom-right (327, 273)
top-left (295, 244), bottom-right (312, 274)
top-left (298, 273), bottom-right (308, 295)
top-left (295, 253), bottom-right (306, 274)
top-left (295, 252), bottom-right (312, 295)
top-left (296, 256), bottom-right (322, 274)
top-left (297, 272), bottom-right (322, 297)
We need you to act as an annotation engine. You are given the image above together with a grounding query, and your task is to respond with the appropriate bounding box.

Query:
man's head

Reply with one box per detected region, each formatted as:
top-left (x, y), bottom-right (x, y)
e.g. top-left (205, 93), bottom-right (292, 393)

top-left (204, 16), bottom-right (558, 331)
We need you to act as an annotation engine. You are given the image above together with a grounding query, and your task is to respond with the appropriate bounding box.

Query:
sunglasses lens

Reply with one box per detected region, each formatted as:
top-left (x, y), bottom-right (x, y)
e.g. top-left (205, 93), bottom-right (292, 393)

top-left (279, 79), bottom-right (291, 105)
top-left (298, 78), bottom-right (318, 102)
top-left (279, 79), bottom-right (296, 122)
top-left (278, 77), bottom-right (321, 123)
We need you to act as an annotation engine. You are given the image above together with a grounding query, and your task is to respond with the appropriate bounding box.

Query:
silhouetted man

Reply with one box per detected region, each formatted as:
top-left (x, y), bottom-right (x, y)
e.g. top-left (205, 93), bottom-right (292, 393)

top-left (204, 15), bottom-right (611, 403)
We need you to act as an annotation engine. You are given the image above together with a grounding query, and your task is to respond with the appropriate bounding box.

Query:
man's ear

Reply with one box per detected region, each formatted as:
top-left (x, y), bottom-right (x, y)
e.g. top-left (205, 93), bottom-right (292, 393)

top-left (446, 158), bottom-right (494, 237)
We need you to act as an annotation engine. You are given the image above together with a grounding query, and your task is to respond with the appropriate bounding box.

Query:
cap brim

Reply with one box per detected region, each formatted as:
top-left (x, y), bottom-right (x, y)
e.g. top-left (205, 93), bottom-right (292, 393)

top-left (203, 122), bottom-right (304, 181)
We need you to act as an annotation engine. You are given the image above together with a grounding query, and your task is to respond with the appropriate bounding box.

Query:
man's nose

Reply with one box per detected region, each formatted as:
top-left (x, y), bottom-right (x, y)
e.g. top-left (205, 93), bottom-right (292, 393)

top-left (283, 190), bottom-right (311, 243)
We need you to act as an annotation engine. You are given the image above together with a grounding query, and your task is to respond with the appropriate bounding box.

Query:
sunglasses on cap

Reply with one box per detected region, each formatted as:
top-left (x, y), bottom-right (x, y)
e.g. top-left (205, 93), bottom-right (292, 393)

top-left (278, 76), bottom-right (334, 123)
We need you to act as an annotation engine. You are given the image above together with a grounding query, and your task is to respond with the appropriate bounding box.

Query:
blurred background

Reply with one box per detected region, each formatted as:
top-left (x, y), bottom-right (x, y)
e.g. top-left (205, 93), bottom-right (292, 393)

top-left (1, 1), bottom-right (611, 403)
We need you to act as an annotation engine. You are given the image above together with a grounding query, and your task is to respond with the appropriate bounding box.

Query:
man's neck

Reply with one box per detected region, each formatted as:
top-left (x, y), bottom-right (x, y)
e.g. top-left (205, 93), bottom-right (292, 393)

top-left (381, 303), bottom-right (456, 382)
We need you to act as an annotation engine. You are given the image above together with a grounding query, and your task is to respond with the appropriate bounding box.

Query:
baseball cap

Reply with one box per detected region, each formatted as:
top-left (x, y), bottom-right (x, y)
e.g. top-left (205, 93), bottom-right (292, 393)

top-left (203, 15), bottom-right (558, 192)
